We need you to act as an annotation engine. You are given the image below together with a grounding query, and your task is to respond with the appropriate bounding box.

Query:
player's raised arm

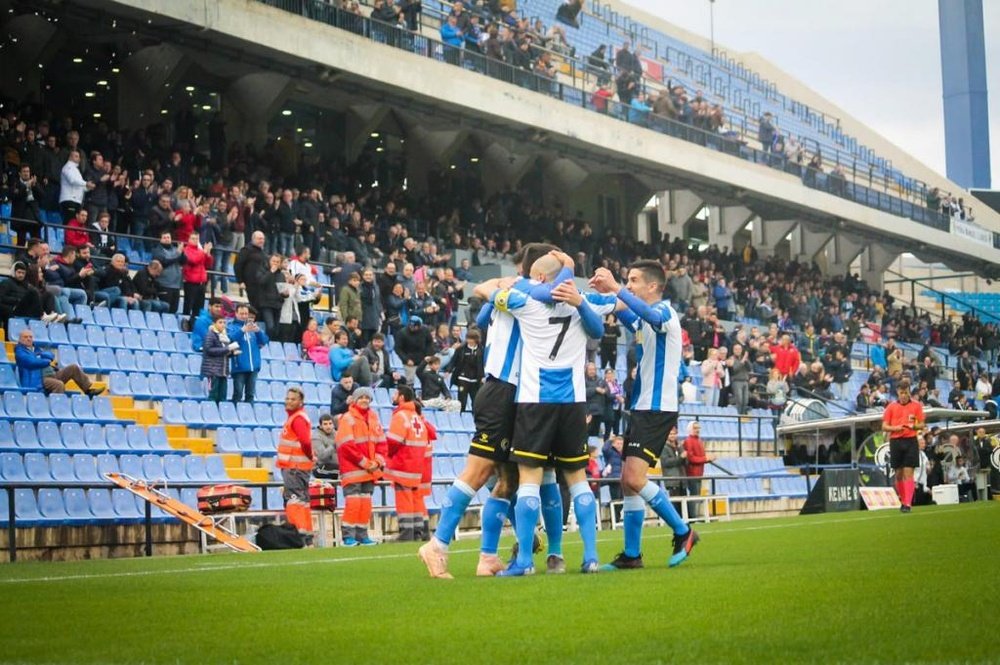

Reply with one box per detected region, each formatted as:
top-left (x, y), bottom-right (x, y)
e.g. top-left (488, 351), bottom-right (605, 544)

top-left (551, 280), bottom-right (604, 339)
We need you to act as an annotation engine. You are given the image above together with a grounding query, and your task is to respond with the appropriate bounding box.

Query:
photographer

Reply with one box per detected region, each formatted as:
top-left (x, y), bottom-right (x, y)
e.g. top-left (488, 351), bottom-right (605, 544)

top-left (201, 315), bottom-right (239, 404)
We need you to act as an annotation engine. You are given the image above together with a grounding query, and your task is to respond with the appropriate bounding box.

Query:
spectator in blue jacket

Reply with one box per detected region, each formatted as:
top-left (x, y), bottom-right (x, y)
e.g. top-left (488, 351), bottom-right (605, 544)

top-left (191, 298), bottom-right (224, 352)
top-left (227, 303), bottom-right (269, 404)
top-left (713, 277), bottom-right (733, 320)
top-left (328, 329), bottom-right (371, 384)
top-left (15, 329), bottom-right (100, 395)
top-left (440, 14), bottom-right (464, 65)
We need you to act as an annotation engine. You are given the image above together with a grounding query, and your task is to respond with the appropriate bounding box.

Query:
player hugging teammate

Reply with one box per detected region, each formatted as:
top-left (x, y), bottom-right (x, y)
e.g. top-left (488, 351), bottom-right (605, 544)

top-left (418, 249), bottom-right (699, 577)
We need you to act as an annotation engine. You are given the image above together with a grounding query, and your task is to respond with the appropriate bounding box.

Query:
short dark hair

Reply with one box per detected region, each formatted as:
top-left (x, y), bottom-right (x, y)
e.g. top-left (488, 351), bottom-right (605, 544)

top-left (466, 329), bottom-right (481, 342)
top-left (371, 332), bottom-right (385, 342)
top-left (318, 413), bottom-right (334, 424)
top-left (325, 316), bottom-right (337, 326)
top-left (209, 297), bottom-right (223, 307)
top-left (514, 243), bottom-right (558, 277)
top-left (629, 260), bottom-right (666, 291)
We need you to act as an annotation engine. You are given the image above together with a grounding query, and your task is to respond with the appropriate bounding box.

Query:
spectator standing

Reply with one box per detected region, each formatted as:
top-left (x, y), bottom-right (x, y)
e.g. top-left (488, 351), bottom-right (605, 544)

top-left (228, 304), bottom-right (269, 404)
top-left (15, 329), bottom-right (100, 395)
top-left (59, 149), bottom-right (92, 222)
top-left (200, 316), bottom-right (237, 403)
top-left (450, 329), bottom-right (484, 412)
top-left (601, 435), bottom-right (625, 513)
top-left (151, 232), bottom-right (185, 313)
top-left (338, 272), bottom-right (363, 324)
top-left (359, 268), bottom-right (383, 346)
top-left (10, 164), bottom-right (44, 245)
top-left (234, 231), bottom-right (267, 312)
top-left (658, 427), bottom-right (686, 500)
top-left (728, 343), bottom-right (752, 414)
top-left (256, 254), bottom-right (286, 337)
top-left (585, 362), bottom-right (608, 437)
top-left (191, 298), bottom-right (225, 352)
top-left (600, 313), bottom-right (619, 370)
top-left (181, 233), bottom-right (213, 321)
top-left (683, 421), bottom-right (714, 517)
top-left (701, 348), bottom-right (725, 407)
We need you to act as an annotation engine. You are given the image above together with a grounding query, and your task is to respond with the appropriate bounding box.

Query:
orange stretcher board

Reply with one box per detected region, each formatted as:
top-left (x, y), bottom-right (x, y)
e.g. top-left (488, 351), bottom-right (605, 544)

top-left (105, 472), bottom-right (260, 553)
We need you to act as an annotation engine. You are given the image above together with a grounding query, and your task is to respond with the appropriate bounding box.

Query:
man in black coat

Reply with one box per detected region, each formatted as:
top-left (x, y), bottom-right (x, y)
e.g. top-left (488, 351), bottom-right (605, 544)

top-left (394, 316), bottom-right (434, 384)
top-left (10, 165), bottom-right (44, 245)
top-left (234, 231), bottom-right (267, 309)
top-left (449, 329), bottom-right (483, 412)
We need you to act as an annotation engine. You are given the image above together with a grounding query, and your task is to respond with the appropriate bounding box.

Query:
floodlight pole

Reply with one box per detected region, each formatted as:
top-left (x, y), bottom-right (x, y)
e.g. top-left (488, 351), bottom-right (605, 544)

top-left (709, 0), bottom-right (716, 58)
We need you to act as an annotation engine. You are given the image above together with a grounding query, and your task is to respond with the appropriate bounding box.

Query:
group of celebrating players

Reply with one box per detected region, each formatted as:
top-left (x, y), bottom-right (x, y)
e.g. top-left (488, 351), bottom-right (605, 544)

top-left (418, 243), bottom-right (698, 578)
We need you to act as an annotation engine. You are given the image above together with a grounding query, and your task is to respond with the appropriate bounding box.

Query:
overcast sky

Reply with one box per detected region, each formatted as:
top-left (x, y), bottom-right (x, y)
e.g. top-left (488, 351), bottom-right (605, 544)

top-left (624, 0), bottom-right (999, 190)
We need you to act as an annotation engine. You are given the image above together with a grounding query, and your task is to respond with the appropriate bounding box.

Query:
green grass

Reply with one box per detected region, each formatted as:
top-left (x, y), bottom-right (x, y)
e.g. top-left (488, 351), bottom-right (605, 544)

top-left (0, 503), bottom-right (997, 664)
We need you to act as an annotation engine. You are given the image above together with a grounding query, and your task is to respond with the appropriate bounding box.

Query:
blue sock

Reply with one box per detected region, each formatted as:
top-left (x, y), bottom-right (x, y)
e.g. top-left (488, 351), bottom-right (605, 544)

top-left (433, 480), bottom-right (476, 547)
top-left (540, 471), bottom-right (563, 557)
top-left (640, 481), bottom-right (688, 535)
top-left (513, 484), bottom-right (540, 568)
top-left (622, 494), bottom-right (646, 558)
top-left (570, 481), bottom-right (598, 564)
top-left (506, 495), bottom-right (517, 528)
top-left (480, 497), bottom-right (509, 555)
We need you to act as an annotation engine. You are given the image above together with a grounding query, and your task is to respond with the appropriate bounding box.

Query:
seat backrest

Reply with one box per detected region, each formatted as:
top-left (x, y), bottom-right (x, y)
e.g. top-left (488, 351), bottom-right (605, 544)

top-left (93, 396), bottom-right (115, 420)
top-left (204, 455), bottom-right (228, 481)
top-left (105, 327), bottom-right (124, 349)
top-left (105, 424), bottom-right (127, 450)
top-left (115, 348), bottom-right (136, 372)
top-left (163, 455), bottom-right (187, 481)
top-left (48, 453), bottom-right (75, 481)
top-left (15, 488), bottom-right (43, 520)
top-left (126, 425), bottom-right (150, 450)
top-left (147, 426), bottom-right (169, 450)
top-left (24, 453), bottom-right (50, 480)
top-left (184, 455), bottom-right (209, 481)
top-left (162, 399), bottom-right (183, 423)
top-left (72, 454), bottom-right (100, 482)
top-left (215, 427), bottom-right (238, 452)
top-left (166, 374), bottom-right (188, 398)
top-left (63, 488), bottom-right (92, 519)
top-left (0, 421), bottom-right (13, 446)
top-left (141, 454), bottom-right (165, 480)
top-left (0, 364), bottom-right (19, 389)
top-left (13, 421), bottom-right (38, 447)
top-left (3, 392), bottom-right (27, 416)
top-left (111, 488), bottom-right (140, 518)
top-left (1, 453), bottom-right (27, 481)
top-left (87, 488), bottom-right (115, 518)
top-left (118, 454), bottom-right (142, 478)
top-left (27, 392), bottom-right (51, 418)
top-left (253, 428), bottom-right (274, 452)
top-left (96, 453), bottom-right (119, 476)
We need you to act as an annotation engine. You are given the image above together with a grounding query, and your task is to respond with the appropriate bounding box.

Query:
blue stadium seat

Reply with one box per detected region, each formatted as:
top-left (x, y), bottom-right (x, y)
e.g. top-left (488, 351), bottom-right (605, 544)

top-left (28, 320), bottom-right (50, 345)
top-left (162, 314), bottom-right (180, 333)
top-left (166, 374), bottom-right (188, 399)
top-left (70, 394), bottom-right (95, 421)
top-left (148, 426), bottom-right (170, 451)
top-left (185, 456), bottom-right (210, 482)
top-left (265, 486), bottom-right (284, 511)
top-left (27, 392), bottom-right (52, 419)
top-left (105, 328), bottom-right (124, 349)
top-left (126, 425), bottom-right (151, 451)
top-left (235, 401), bottom-right (257, 426)
top-left (37, 421), bottom-right (63, 449)
top-left (163, 455), bottom-right (187, 481)
top-left (83, 423), bottom-right (106, 450)
top-left (73, 454), bottom-right (101, 482)
top-left (27, 489), bottom-right (67, 525)
top-left (13, 421), bottom-right (39, 448)
top-left (146, 373), bottom-right (168, 399)
top-left (156, 331), bottom-right (176, 352)
top-left (96, 453), bottom-right (120, 477)
top-left (285, 363), bottom-right (302, 382)
top-left (48, 323), bottom-right (69, 346)
top-left (63, 488), bottom-right (94, 522)
top-left (74, 305), bottom-right (95, 325)
top-left (93, 397), bottom-right (118, 422)
top-left (150, 352), bottom-right (171, 374)
top-left (93, 308), bottom-right (113, 327)
top-left (118, 454), bottom-right (143, 478)
top-left (162, 399), bottom-right (183, 424)
top-left (87, 489), bottom-right (116, 520)
top-left (169, 354), bottom-right (189, 375)
top-left (253, 402), bottom-right (274, 426)
top-left (49, 393), bottom-right (73, 420)
top-left (123, 328), bottom-right (143, 351)
top-left (111, 488), bottom-right (142, 520)
top-left (0, 453), bottom-right (27, 481)
top-left (187, 355), bottom-right (201, 376)
top-left (253, 428), bottom-right (275, 454)
top-left (180, 487), bottom-right (200, 508)
top-left (200, 401), bottom-right (222, 427)
top-left (78, 345), bottom-right (101, 373)
top-left (0, 421), bottom-right (13, 447)
top-left (271, 403), bottom-right (286, 425)
top-left (115, 349), bottom-right (137, 372)
top-left (2, 393), bottom-right (27, 419)
top-left (0, 364), bottom-right (19, 391)
top-left (145, 311), bottom-right (164, 331)
top-left (142, 454), bottom-right (165, 480)
top-left (85, 325), bottom-right (106, 348)
top-left (109, 371), bottom-right (131, 396)
top-left (96, 346), bottom-right (118, 372)
top-left (172, 332), bottom-right (188, 351)
top-left (24, 453), bottom-right (51, 480)
top-left (105, 424), bottom-right (127, 450)
top-left (215, 428), bottom-right (239, 453)
top-left (128, 309), bottom-right (147, 330)
top-left (130, 373), bottom-right (154, 400)
top-left (185, 376), bottom-right (206, 398)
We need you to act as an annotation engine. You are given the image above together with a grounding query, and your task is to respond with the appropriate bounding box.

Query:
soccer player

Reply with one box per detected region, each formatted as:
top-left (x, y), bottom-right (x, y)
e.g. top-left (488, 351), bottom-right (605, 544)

top-left (491, 253), bottom-right (607, 576)
top-left (418, 244), bottom-right (575, 578)
top-left (882, 379), bottom-right (924, 513)
top-left (589, 261), bottom-right (699, 569)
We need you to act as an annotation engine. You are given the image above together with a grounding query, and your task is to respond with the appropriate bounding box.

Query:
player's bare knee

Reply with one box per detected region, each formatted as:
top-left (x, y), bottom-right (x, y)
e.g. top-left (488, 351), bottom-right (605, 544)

top-left (458, 457), bottom-right (494, 490)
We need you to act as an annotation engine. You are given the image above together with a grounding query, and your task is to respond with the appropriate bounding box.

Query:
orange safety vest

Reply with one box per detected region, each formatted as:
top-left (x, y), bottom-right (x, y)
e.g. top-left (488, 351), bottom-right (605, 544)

top-left (385, 402), bottom-right (431, 488)
top-left (336, 404), bottom-right (388, 486)
top-left (276, 409), bottom-right (313, 471)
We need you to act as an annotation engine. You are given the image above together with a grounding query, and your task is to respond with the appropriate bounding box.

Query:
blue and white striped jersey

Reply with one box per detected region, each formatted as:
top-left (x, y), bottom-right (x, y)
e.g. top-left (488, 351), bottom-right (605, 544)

top-left (621, 299), bottom-right (683, 412)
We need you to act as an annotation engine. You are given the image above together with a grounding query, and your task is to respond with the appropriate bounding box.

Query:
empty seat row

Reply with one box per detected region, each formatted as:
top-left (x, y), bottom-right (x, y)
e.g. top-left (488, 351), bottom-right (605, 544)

top-left (1, 392), bottom-right (125, 424)
top-left (0, 421), bottom-right (172, 453)
top-left (0, 487), bottom-right (181, 527)
top-left (59, 346), bottom-right (201, 377)
top-left (0, 451), bottom-right (227, 484)
top-left (161, 399), bottom-right (321, 429)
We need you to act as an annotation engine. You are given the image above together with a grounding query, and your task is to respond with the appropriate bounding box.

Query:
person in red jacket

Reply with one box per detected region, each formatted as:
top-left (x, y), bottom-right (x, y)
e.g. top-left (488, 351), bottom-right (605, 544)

top-left (172, 199), bottom-right (202, 240)
top-left (336, 387), bottom-right (388, 546)
top-left (276, 387), bottom-right (314, 538)
top-left (770, 333), bottom-right (801, 379)
top-left (385, 385), bottom-right (431, 541)
top-left (683, 421), bottom-right (714, 518)
top-left (181, 232), bottom-right (213, 321)
top-left (64, 209), bottom-right (92, 248)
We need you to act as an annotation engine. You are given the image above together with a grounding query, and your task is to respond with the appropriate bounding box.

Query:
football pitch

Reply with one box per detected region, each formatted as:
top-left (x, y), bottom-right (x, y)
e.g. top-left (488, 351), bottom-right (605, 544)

top-left (0, 503), bottom-right (996, 664)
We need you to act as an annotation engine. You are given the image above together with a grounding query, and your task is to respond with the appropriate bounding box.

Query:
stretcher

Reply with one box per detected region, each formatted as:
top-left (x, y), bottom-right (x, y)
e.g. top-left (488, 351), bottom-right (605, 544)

top-left (105, 472), bottom-right (260, 553)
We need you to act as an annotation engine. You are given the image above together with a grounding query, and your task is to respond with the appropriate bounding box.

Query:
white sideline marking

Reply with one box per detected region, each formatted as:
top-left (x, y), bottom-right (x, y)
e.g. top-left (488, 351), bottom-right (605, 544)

top-left (0, 505), bottom-right (976, 585)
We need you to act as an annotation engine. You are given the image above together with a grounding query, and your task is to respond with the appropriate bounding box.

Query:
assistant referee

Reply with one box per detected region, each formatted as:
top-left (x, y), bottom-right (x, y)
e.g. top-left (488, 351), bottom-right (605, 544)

top-left (882, 380), bottom-right (924, 513)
